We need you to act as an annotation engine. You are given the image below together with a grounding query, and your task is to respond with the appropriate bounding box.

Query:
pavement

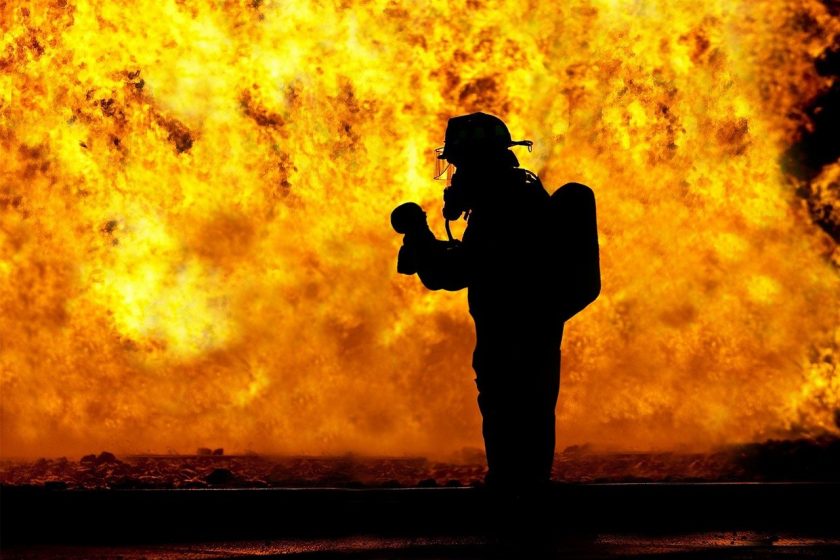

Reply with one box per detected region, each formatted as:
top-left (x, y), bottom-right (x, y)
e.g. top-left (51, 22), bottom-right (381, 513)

top-left (4, 532), bottom-right (840, 559)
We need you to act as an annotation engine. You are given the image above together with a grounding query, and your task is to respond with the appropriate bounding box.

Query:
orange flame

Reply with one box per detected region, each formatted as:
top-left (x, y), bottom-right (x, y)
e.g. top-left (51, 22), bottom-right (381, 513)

top-left (1, 0), bottom-right (838, 458)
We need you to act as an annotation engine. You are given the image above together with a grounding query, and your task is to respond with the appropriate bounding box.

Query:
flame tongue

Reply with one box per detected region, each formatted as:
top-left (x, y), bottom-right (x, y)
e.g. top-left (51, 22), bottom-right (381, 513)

top-left (0, 0), bottom-right (838, 457)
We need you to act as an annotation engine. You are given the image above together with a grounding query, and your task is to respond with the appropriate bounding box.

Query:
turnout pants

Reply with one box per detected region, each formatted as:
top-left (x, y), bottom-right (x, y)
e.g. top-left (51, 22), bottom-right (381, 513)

top-left (472, 330), bottom-right (562, 491)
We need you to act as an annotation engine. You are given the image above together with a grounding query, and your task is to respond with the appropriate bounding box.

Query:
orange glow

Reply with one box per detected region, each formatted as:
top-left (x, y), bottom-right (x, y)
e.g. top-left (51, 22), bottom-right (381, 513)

top-left (1, 0), bottom-right (838, 458)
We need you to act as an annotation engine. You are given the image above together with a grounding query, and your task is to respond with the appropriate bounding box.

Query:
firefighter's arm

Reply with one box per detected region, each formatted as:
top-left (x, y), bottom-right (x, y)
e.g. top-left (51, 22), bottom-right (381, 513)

top-left (416, 241), bottom-right (469, 292)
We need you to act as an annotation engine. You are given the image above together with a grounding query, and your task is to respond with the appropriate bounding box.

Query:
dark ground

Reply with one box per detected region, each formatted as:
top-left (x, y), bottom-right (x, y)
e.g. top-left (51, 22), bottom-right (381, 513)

top-left (3, 483), bottom-right (839, 557)
top-left (3, 439), bottom-right (839, 559)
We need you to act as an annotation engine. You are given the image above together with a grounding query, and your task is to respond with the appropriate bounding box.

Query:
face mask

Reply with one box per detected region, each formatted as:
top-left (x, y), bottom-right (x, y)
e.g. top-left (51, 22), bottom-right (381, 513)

top-left (434, 147), bottom-right (455, 186)
top-left (437, 170), bottom-right (468, 243)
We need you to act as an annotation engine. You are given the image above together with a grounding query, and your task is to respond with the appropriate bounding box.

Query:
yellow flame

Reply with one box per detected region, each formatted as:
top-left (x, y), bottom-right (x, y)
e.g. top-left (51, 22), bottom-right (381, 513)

top-left (1, 0), bottom-right (838, 457)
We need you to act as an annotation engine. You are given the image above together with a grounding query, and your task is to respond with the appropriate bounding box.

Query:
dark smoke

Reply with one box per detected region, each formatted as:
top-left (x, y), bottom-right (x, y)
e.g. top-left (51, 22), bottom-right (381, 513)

top-left (782, 37), bottom-right (840, 242)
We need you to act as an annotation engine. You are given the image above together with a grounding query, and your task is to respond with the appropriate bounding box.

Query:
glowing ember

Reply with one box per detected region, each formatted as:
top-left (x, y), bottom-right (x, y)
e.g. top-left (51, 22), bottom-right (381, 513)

top-left (0, 0), bottom-right (838, 458)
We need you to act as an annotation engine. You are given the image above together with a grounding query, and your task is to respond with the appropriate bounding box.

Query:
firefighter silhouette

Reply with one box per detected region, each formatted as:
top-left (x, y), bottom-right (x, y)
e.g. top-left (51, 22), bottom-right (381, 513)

top-left (392, 112), bottom-right (600, 531)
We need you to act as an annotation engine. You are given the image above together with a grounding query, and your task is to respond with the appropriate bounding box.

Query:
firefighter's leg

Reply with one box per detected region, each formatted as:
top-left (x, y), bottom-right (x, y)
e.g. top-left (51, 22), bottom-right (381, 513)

top-left (517, 344), bottom-right (561, 487)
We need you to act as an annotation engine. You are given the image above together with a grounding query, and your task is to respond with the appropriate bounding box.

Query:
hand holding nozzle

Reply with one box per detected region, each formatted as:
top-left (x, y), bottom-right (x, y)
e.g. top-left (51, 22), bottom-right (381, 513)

top-left (391, 202), bottom-right (432, 275)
